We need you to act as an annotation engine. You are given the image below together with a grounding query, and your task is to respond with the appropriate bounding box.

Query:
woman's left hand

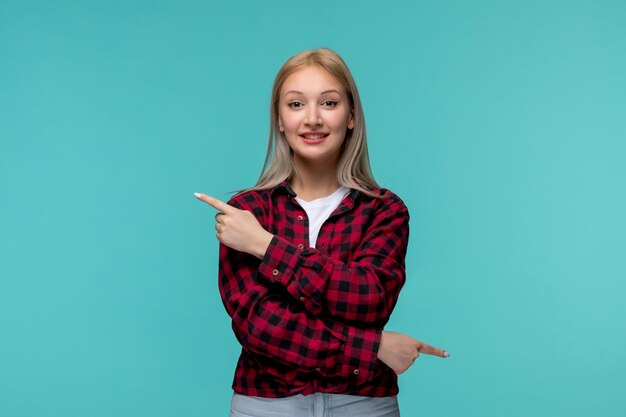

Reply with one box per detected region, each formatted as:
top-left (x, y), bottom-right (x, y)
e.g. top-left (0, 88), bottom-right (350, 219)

top-left (194, 192), bottom-right (274, 259)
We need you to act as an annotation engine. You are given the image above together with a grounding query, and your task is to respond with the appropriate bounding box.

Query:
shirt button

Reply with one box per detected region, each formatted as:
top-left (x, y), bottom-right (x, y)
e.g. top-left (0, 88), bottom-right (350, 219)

top-left (297, 215), bottom-right (303, 221)
top-left (353, 369), bottom-right (360, 375)
top-left (297, 243), bottom-right (304, 249)
top-left (272, 269), bottom-right (279, 276)
top-left (299, 296), bottom-right (305, 301)
top-left (315, 368), bottom-right (321, 372)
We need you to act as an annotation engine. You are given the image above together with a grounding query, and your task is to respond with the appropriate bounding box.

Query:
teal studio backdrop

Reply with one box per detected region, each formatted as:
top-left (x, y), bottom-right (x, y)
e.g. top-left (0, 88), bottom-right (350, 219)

top-left (1, 1), bottom-right (625, 416)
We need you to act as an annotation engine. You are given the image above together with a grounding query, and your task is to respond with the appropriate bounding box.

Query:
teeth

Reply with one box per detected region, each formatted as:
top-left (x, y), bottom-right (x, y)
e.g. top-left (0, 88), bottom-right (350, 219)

top-left (303, 134), bottom-right (326, 139)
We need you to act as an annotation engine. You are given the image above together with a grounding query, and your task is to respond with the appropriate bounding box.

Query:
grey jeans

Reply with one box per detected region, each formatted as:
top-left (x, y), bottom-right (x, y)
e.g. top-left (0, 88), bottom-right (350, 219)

top-left (230, 392), bottom-right (400, 417)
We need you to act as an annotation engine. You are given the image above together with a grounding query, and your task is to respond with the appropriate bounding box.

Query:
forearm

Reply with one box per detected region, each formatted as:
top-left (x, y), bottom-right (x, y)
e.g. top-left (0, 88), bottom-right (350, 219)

top-left (219, 244), bottom-right (382, 381)
top-left (258, 228), bottom-right (407, 324)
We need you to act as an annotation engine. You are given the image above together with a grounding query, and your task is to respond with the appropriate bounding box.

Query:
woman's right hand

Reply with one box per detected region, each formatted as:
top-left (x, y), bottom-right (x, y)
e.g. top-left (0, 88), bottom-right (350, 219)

top-left (377, 331), bottom-right (449, 374)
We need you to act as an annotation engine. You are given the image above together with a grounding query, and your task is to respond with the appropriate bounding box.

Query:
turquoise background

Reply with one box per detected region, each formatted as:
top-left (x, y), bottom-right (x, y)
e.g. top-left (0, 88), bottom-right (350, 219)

top-left (1, 0), bottom-right (625, 416)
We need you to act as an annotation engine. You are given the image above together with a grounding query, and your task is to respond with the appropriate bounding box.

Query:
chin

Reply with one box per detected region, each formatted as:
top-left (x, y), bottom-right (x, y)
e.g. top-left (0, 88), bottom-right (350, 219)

top-left (294, 150), bottom-right (341, 164)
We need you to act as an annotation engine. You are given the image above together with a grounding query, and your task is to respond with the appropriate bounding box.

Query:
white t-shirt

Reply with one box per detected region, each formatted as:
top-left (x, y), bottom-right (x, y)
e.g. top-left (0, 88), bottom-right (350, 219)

top-left (295, 186), bottom-right (352, 248)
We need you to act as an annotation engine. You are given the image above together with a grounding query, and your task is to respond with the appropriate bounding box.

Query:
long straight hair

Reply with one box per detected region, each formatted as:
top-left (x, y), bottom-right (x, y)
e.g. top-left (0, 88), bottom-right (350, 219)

top-left (234, 47), bottom-right (384, 198)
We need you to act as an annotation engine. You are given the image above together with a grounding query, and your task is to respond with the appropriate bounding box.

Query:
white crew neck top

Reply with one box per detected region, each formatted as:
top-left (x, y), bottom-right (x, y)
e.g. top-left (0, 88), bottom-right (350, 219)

top-left (295, 187), bottom-right (352, 248)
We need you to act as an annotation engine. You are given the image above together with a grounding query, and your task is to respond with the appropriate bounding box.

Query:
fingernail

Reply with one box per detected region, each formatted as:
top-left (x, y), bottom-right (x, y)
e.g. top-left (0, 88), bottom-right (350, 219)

top-left (194, 192), bottom-right (201, 199)
top-left (444, 351), bottom-right (450, 358)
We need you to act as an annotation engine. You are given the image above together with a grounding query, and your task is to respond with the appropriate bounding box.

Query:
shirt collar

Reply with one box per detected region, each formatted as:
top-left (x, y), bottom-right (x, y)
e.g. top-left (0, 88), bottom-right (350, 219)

top-left (271, 179), bottom-right (297, 197)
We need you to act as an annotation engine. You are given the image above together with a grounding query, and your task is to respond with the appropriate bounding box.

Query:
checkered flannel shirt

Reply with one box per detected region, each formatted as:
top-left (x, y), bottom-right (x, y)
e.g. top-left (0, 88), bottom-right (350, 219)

top-left (218, 179), bottom-right (410, 397)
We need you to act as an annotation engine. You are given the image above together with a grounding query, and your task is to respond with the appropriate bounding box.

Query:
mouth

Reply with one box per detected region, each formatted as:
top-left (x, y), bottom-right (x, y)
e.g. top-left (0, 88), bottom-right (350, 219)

top-left (299, 132), bottom-right (330, 143)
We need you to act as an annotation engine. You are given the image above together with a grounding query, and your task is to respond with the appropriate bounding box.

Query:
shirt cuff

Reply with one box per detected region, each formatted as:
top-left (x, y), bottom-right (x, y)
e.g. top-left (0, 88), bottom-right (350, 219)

top-left (337, 326), bottom-right (382, 382)
top-left (258, 235), bottom-right (301, 285)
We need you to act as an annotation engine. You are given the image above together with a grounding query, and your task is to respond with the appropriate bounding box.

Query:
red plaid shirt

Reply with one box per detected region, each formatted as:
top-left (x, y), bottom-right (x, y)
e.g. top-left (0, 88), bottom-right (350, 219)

top-left (218, 179), bottom-right (410, 397)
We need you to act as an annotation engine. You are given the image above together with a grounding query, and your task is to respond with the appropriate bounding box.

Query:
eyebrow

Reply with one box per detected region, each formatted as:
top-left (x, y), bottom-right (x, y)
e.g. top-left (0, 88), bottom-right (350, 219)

top-left (283, 89), bottom-right (342, 97)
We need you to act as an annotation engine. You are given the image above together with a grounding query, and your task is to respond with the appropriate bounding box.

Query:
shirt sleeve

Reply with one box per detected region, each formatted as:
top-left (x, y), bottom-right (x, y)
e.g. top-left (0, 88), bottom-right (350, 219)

top-left (218, 196), bottom-right (382, 382)
top-left (257, 195), bottom-right (410, 326)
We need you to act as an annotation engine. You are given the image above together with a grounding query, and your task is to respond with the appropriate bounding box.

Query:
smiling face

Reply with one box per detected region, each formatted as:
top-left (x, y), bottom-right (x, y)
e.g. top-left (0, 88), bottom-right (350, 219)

top-left (278, 65), bottom-right (354, 168)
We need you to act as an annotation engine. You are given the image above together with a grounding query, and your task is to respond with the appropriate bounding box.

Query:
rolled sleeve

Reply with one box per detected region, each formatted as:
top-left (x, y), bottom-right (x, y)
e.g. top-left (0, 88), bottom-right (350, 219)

top-left (258, 235), bottom-right (302, 285)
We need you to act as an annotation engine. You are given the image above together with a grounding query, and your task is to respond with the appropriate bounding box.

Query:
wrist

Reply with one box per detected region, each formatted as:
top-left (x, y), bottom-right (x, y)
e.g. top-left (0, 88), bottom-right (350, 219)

top-left (252, 231), bottom-right (274, 260)
top-left (377, 331), bottom-right (387, 359)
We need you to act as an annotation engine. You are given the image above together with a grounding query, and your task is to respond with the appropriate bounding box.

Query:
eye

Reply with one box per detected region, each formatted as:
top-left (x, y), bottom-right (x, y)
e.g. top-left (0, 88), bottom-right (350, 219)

top-left (322, 100), bottom-right (338, 108)
top-left (287, 101), bottom-right (304, 109)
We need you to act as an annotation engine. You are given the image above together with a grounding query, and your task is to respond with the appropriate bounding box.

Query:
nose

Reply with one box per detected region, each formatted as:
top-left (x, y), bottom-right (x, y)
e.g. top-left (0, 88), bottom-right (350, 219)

top-left (304, 106), bottom-right (322, 127)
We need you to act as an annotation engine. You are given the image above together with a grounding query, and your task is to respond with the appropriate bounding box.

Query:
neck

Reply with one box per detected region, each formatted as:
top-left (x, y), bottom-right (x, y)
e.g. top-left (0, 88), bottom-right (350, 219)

top-left (289, 155), bottom-right (341, 200)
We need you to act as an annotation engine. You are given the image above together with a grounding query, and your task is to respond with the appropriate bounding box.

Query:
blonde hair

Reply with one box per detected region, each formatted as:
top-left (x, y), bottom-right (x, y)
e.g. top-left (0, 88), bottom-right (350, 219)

top-left (234, 47), bottom-right (384, 198)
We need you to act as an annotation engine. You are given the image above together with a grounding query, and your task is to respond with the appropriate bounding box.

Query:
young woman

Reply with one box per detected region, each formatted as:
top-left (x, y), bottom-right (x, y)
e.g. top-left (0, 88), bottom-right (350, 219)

top-left (195, 48), bottom-right (448, 417)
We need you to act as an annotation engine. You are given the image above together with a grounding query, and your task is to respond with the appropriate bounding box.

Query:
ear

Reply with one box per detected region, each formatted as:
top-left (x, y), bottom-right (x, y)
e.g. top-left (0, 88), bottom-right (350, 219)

top-left (347, 108), bottom-right (355, 130)
top-left (278, 116), bottom-right (285, 132)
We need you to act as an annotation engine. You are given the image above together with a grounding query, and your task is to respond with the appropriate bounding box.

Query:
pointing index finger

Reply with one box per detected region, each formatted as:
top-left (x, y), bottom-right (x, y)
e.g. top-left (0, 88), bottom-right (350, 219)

top-left (194, 193), bottom-right (236, 213)
top-left (418, 342), bottom-right (450, 358)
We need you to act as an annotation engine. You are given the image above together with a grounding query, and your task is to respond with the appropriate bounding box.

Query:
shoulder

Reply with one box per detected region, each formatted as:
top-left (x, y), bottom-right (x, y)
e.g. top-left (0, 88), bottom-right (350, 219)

top-left (364, 187), bottom-right (410, 219)
top-left (226, 188), bottom-right (271, 215)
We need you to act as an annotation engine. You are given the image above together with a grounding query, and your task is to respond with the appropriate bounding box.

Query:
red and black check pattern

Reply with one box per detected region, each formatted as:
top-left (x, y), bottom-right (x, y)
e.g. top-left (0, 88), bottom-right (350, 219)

top-left (218, 179), bottom-right (410, 397)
